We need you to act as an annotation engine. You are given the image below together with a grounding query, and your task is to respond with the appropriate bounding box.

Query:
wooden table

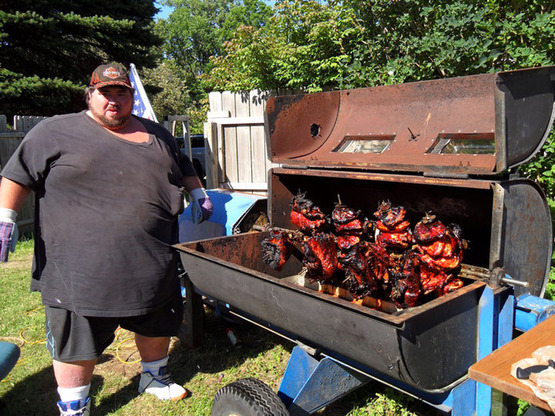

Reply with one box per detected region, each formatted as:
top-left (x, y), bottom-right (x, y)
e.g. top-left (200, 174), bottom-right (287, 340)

top-left (468, 315), bottom-right (555, 413)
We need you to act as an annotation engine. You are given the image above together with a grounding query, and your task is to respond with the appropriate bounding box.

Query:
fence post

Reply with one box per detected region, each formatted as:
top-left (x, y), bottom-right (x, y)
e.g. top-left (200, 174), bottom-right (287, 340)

top-left (204, 121), bottom-right (219, 189)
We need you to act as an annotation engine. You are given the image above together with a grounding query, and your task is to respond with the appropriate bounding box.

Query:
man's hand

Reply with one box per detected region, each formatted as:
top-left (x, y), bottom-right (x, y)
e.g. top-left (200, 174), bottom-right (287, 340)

top-left (0, 208), bottom-right (19, 262)
top-left (189, 188), bottom-right (213, 224)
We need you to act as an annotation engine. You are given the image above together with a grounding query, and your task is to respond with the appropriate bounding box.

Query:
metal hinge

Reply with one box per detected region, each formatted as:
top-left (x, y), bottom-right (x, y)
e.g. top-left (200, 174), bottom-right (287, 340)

top-left (281, 164), bottom-right (309, 170)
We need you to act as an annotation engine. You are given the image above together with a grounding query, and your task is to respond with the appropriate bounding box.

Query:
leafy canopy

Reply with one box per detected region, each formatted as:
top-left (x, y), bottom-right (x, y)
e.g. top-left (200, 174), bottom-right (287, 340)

top-left (155, 0), bottom-right (271, 101)
top-left (204, 0), bottom-right (555, 92)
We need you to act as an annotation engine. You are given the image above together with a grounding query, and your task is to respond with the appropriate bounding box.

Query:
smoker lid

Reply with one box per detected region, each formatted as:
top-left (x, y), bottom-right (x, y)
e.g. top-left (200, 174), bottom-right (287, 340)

top-left (265, 66), bottom-right (555, 176)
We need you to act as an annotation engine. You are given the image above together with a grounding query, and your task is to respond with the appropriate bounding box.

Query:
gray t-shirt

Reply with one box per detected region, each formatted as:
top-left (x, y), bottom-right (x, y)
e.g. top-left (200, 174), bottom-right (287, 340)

top-left (1, 111), bottom-right (197, 317)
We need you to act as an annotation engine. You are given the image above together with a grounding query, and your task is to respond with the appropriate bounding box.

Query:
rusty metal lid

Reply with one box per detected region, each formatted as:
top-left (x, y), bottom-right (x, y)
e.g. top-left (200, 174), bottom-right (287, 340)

top-left (265, 67), bottom-right (555, 177)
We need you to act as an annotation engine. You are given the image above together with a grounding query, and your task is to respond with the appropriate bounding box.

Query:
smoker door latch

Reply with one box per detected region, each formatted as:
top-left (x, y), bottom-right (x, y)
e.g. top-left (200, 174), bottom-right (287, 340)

top-left (490, 267), bottom-right (529, 289)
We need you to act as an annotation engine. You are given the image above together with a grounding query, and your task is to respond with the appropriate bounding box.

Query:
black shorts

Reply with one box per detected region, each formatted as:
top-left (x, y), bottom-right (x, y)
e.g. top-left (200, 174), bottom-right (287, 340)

top-left (45, 300), bottom-right (183, 362)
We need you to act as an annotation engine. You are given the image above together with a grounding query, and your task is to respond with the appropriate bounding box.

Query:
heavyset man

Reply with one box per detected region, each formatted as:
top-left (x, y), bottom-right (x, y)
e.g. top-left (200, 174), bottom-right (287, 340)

top-left (0, 64), bottom-right (213, 415)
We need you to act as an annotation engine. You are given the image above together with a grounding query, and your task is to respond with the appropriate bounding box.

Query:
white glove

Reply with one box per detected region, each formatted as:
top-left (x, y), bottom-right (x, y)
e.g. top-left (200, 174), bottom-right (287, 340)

top-left (0, 208), bottom-right (19, 262)
top-left (189, 188), bottom-right (214, 224)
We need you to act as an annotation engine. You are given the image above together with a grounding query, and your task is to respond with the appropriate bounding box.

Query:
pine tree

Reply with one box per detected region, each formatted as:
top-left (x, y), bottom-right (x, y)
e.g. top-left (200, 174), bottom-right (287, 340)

top-left (0, 0), bottom-right (163, 118)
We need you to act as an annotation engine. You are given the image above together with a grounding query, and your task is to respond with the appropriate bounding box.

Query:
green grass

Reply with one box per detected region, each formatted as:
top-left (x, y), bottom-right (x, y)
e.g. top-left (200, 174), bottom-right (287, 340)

top-left (1, 239), bottom-right (549, 415)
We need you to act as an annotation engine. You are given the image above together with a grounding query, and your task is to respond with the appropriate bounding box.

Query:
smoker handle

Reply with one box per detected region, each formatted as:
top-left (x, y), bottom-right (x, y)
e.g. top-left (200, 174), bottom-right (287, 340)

top-left (500, 274), bottom-right (529, 288)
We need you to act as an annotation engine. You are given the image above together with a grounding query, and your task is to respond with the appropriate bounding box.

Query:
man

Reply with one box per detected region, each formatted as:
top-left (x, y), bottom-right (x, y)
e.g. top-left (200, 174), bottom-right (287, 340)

top-left (0, 64), bottom-right (213, 415)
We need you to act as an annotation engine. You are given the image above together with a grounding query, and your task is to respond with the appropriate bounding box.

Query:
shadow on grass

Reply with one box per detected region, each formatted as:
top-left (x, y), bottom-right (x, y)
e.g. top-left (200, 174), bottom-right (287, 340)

top-left (0, 308), bottom-right (290, 416)
top-left (1, 365), bottom-right (57, 415)
top-left (170, 307), bottom-right (294, 382)
top-left (0, 307), bottom-right (453, 416)
top-left (0, 365), bottom-right (138, 416)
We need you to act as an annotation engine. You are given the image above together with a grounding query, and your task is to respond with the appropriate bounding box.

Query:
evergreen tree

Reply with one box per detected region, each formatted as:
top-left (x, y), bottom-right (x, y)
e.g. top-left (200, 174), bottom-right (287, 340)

top-left (0, 0), bottom-right (162, 118)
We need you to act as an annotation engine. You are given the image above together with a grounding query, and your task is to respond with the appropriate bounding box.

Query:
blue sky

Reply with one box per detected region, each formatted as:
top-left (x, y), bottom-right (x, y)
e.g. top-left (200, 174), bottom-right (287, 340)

top-left (154, 2), bottom-right (173, 20)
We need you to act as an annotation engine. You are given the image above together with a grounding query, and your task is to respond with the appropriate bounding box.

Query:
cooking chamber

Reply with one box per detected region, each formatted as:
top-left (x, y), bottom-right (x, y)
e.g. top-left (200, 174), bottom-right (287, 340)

top-left (268, 169), bottom-right (494, 270)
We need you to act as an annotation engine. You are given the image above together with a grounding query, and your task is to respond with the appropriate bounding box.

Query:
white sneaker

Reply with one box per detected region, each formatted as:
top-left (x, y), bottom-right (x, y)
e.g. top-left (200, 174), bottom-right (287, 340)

top-left (138, 367), bottom-right (187, 401)
top-left (57, 397), bottom-right (90, 415)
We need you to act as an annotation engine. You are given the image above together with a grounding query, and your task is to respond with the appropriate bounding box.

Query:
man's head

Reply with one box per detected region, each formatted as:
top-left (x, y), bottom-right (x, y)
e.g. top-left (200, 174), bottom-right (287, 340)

top-left (86, 64), bottom-right (134, 129)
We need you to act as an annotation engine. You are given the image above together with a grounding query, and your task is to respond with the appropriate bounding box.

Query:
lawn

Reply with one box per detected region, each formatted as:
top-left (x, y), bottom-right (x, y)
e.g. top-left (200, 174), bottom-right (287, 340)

top-left (0, 239), bottom-right (534, 415)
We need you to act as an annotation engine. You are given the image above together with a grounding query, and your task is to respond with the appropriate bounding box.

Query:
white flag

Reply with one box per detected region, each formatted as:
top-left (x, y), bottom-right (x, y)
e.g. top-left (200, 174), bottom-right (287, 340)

top-left (129, 63), bottom-right (158, 122)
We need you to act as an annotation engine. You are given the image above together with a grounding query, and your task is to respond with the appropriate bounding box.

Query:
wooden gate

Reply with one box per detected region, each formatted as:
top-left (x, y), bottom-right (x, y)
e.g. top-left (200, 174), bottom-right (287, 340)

top-left (205, 91), bottom-right (278, 193)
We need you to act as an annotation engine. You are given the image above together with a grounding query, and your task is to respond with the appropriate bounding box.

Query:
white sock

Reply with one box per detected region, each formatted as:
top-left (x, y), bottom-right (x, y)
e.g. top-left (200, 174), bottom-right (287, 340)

top-left (141, 355), bottom-right (169, 375)
top-left (57, 383), bottom-right (91, 403)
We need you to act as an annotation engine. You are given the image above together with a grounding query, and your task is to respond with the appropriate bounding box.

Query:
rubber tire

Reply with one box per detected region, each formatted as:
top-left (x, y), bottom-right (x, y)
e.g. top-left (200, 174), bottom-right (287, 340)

top-left (211, 378), bottom-right (289, 416)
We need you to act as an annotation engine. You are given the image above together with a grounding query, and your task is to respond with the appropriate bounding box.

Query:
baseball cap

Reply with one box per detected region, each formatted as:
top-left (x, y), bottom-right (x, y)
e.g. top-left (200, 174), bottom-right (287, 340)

top-left (89, 64), bottom-right (133, 90)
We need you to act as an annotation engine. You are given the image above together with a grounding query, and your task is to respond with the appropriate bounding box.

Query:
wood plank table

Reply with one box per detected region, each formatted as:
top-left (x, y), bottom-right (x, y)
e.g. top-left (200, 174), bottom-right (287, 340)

top-left (468, 315), bottom-right (555, 413)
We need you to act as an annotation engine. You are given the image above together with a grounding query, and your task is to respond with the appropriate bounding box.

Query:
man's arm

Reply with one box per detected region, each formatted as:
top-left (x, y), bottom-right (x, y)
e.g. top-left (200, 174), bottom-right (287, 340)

top-left (181, 176), bottom-right (213, 224)
top-left (181, 175), bottom-right (204, 194)
top-left (0, 177), bottom-right (31, 211)
top-left (0, 177), bottom-right (31, 262)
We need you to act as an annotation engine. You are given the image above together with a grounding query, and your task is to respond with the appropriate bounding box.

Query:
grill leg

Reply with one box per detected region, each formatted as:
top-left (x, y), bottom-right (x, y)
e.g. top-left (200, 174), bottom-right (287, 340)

top-left (178, 273), bottom-right (205, 348)
top-left (474, 286), bottom-right (515, 416)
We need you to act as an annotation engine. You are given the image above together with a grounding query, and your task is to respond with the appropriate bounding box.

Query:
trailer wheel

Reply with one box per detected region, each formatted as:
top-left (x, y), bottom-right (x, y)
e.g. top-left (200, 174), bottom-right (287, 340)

top-left (211, 378), bottom-right (288, 416)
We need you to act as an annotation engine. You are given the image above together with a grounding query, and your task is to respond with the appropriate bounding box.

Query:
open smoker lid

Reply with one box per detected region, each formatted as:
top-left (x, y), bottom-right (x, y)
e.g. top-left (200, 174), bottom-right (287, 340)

top-left (265, 66), bottom-right (555, 176)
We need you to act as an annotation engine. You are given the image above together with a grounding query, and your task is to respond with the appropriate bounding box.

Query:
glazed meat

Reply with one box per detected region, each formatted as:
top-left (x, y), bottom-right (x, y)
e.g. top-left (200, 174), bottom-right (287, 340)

top-left (414, 216), bottom-right (464, 271)
top-left (374, 200), bottom-right (409, 229)
top-left (414, 214), bottom-right (465, 296)
top-left (376, 231), bottom-right (413, 250)
top-left (261, 192), bottom-right (467, 309)
top-left (302, 233), bottom-right (338, 281)
top-left (413, 212), bottom-right (447, 243)
top-left (336, 234), bottom-right (361, 251)
top-left (261, 229), bottom-right (293, 271)
top-left (374, 201), bottom-right (413, 250)
top-left (290, 192), bottom-right (328, 233)
top-left (332, 202), bottom-right (364, 236)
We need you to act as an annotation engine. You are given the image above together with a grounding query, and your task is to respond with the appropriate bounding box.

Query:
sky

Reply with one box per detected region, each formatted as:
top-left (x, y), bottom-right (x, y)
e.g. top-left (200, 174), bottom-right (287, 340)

top-left (154, 2), bottom-right (173, 20)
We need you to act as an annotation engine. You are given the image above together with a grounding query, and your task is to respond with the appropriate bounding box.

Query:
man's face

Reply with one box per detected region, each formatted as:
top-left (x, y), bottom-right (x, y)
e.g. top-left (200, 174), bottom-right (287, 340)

top-left (88, 86), bottom-right (134, 128)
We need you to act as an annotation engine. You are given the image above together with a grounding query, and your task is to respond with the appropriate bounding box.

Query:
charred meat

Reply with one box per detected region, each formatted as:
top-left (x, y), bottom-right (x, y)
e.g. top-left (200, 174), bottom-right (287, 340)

top-left (414, 214), bottom-right (465, 296)
top-left (374, 201), bottom-right (413, 250)
top-left (290, 191), bottom-right (328, 233)
top-left (332, 202), bottom-right (365, 236)
top-left (302, 233), bottom-right (338, 281)
top-left (261, 228), bottom-right (293, 271)
top-left (261, 193), bottom-right (467, 309)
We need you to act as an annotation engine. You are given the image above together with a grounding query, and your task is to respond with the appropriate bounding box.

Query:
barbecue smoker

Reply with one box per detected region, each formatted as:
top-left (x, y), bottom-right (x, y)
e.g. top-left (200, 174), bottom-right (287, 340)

top-left (175, 66), bottom-right (555, 415)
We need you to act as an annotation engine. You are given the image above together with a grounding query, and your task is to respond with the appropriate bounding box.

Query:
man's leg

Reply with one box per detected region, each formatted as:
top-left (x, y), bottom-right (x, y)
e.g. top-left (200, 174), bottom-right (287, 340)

top-left (134, 334), bottom-right (170, 362)
top-left (53, 359), bottom-right (96, 388)
top-left (53, 359), bottom-right (95, 415)
top-left (46, 306), bottom-right (117, 415)
top-left (135, 334), bottom-right (187, 401)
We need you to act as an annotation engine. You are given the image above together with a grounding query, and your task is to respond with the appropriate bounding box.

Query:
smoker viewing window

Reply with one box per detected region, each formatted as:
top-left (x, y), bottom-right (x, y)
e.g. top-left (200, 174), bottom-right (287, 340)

top-left (427, 132), bottom-right (496, 154)
top-left (333, 135), bottom-right (395, 153)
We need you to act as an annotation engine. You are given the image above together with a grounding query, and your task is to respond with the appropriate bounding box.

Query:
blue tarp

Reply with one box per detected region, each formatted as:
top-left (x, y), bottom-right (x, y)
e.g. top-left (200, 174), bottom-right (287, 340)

top-left (178, 189), bottom-right (266, 242)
